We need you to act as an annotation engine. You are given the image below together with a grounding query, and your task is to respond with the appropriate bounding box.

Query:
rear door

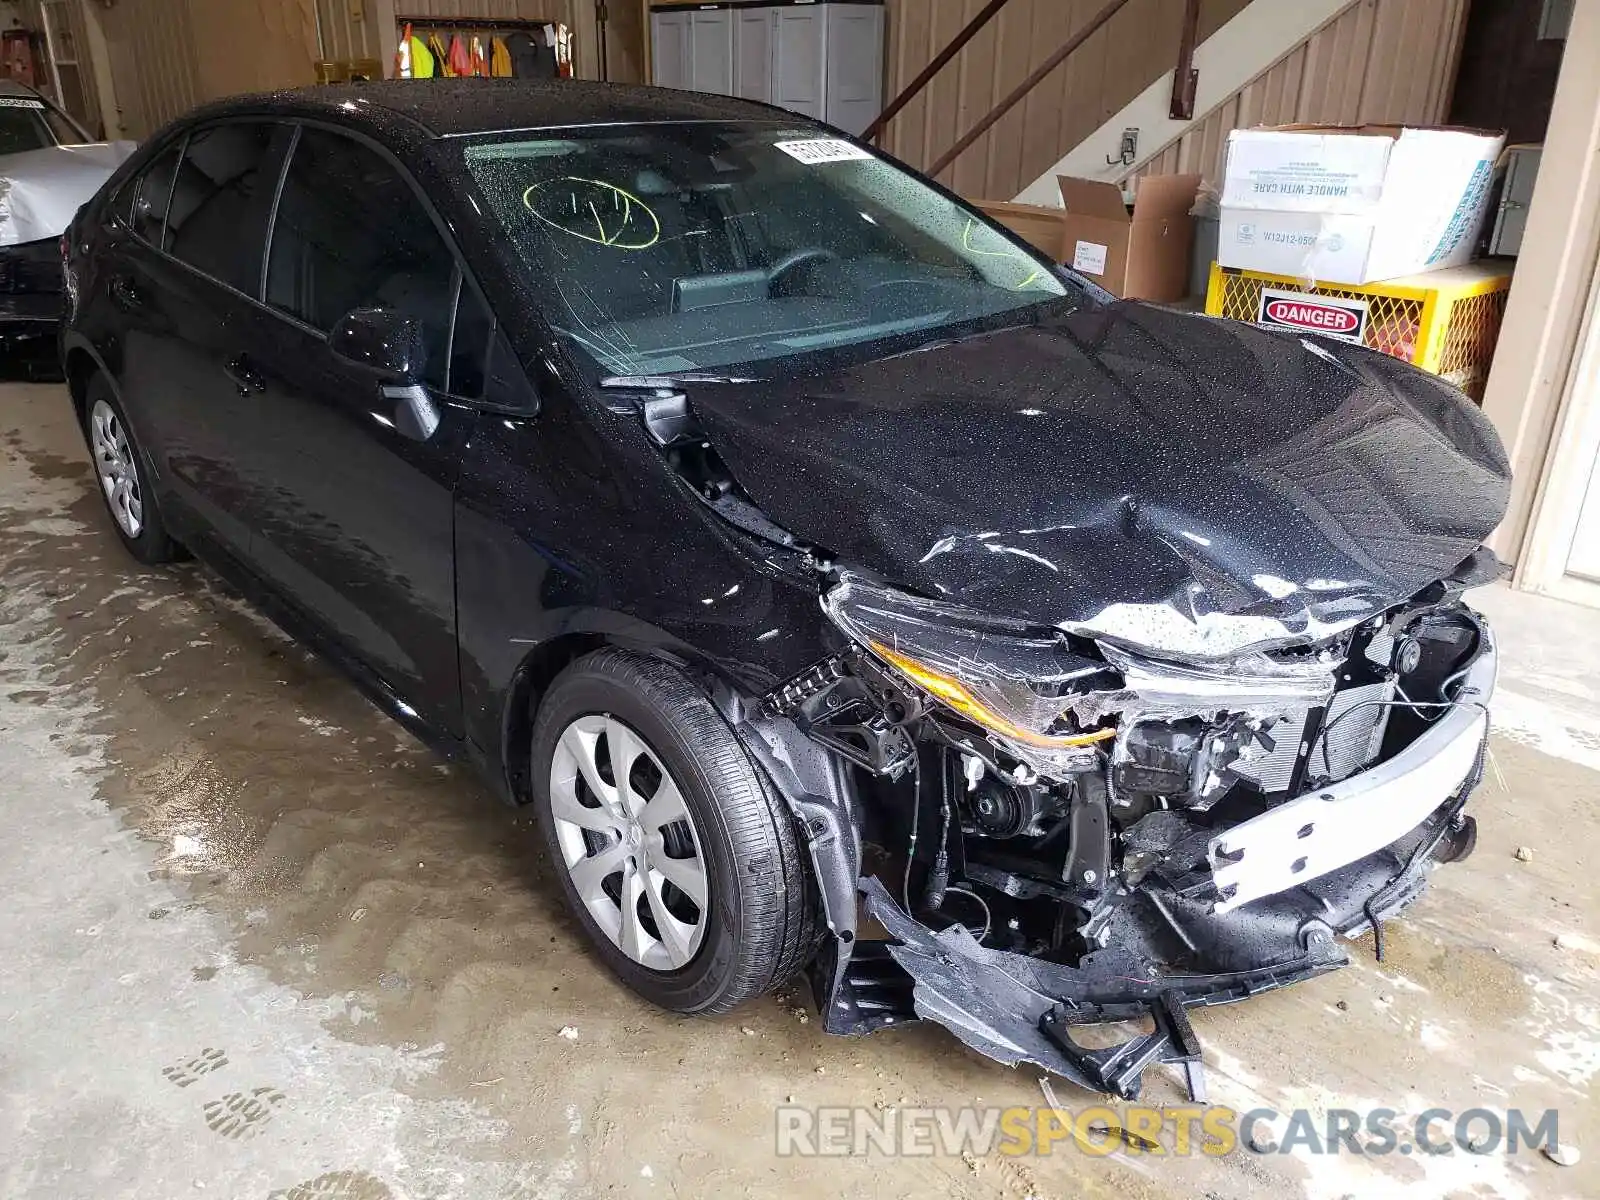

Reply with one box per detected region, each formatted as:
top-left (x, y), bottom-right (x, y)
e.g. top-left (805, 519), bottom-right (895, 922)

top-left (102, 120), bottom-right (287, 554)
top-left (228, 125), bottom-right (484, 733)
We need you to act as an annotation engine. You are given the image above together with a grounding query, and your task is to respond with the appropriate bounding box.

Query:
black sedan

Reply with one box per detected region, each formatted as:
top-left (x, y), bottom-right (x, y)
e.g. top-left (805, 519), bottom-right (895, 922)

top-left (61, 80), bottom-right (1509, 1098)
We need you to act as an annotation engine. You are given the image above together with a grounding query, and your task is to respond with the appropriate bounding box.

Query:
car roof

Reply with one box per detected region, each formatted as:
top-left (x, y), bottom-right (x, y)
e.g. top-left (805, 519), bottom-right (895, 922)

top-left (0, 80), bottom-right (42, 100)
top-left (189, 79), bottom-right (794, 141)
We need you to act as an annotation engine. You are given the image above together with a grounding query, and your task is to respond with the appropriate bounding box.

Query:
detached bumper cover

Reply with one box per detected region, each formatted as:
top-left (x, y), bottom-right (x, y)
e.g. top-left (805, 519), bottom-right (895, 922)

top-left (859, 875), bottom-right (1342, 1099)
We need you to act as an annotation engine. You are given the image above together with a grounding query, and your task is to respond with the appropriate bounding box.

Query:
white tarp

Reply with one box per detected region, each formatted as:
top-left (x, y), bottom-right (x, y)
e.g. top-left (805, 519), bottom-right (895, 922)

top-left (0, 141), bottom-right (136, 248)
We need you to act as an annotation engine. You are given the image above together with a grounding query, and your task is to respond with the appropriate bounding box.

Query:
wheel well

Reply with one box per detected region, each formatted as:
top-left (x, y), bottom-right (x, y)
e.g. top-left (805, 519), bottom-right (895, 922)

top-left (500, 632), bottom-right (607, 805)
top-left (64, 348), bottom-right (98, 426)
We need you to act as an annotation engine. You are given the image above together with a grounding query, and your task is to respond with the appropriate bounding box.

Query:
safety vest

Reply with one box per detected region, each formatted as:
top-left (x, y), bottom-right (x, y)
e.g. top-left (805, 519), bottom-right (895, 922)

top-left (394, 23), bottom-right (434, 79)
top-left (428, 32), bottom-right (451, 77)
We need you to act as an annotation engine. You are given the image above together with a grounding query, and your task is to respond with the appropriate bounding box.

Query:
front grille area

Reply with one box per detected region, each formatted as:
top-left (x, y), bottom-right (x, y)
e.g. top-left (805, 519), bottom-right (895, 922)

top-left (0, 239), bottom-right (62, 295)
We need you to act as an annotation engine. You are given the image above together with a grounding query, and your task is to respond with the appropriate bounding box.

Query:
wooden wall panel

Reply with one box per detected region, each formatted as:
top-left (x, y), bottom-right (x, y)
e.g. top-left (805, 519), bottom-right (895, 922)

top-left (1127, 0), bottom-right (1470, 190)
top-left (878, 0), bottom-right (1251, 198)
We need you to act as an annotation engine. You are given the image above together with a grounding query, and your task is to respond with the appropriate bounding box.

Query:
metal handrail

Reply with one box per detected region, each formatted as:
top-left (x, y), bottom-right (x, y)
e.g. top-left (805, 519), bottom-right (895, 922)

top-left (860, 0), bottom-right (1017, 145)
top-left (924, 0), bottom-right (1135, 180)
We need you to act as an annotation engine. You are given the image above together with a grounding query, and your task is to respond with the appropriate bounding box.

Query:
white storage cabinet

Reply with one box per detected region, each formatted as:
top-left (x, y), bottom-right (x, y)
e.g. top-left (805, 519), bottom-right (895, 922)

top-left (650, 1), bottom-right (885, 137)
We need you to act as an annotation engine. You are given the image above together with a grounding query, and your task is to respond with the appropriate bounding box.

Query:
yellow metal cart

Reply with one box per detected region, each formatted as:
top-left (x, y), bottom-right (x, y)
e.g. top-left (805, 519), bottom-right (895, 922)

top-left (1204, 261), bottom-right (1513, 402)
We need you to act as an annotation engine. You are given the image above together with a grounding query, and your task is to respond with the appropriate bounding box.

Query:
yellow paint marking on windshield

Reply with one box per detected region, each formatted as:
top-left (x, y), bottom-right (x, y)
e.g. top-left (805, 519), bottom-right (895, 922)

top-left (523, 177), bottom-right (661, 249)
top-left (962, 217), bottom-right (1046, 291)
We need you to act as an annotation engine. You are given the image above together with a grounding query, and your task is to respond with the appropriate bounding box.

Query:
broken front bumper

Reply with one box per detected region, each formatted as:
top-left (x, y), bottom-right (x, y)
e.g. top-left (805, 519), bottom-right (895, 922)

top-left (0, 293), bottom-right (63, 376)
top-left (1210, 630), bottom-right (1495, 911)
top-left (822, 638), bottom-right (1494, 1100)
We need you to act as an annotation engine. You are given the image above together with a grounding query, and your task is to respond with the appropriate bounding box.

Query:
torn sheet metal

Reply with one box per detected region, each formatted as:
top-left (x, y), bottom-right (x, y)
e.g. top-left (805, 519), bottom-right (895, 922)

top-left (1, 142), bottom-right (135, 247)
top-left (681, 302), bottom-right (1511, 661)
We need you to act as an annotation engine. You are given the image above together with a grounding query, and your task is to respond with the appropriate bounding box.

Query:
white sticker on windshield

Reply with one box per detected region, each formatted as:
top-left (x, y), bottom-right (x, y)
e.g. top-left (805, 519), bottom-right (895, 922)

top-left (1072, 240), bottom-right (1109, 276)
top-left (774, 138), bottom-right (873, 165)
top-left (0, 97), bottom-right (45, 109)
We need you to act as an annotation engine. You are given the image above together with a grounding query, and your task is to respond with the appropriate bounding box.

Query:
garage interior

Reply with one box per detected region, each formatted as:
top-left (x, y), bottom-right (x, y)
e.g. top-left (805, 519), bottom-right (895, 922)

top-left (2, 1), bottom-right (1599, 1197)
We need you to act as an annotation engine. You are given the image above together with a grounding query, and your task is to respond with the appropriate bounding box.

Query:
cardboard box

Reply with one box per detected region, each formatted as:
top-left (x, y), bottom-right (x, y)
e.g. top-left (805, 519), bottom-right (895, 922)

top-left (975, 173), bottom-right (1202, 302)
top-left (1217, 124), bottom-right (1505, 284)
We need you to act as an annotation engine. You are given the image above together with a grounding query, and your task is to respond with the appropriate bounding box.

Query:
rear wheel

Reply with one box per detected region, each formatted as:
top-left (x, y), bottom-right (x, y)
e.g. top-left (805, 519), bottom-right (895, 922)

top-left (530, 649), bottom-right (818, 1013)
top-left (82, 376), bottom-right (182, 564)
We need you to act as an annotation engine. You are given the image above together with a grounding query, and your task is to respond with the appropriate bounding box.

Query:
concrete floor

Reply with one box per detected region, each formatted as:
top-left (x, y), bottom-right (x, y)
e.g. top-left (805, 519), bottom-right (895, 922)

top-left (1, 379), bottom-right (1596, 1200)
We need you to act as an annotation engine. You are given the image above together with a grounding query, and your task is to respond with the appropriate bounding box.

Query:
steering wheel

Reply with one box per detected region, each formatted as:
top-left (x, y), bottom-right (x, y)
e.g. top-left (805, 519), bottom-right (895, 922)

top-left (767, 247), bottom-right (842, 294)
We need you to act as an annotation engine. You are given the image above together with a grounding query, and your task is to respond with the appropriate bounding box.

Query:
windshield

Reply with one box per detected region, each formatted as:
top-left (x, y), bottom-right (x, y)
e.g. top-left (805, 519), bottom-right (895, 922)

top-left (0, 98), bottom-right (80, 156)
top-left (461, 123), bottom-right (1070, 377)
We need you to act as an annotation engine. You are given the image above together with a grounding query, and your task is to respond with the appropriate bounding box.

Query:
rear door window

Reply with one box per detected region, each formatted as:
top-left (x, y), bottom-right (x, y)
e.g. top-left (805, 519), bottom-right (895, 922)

top-left (266, 127), bottom-right (456, 390)
top-left (166, 122), bottom-right (280, 295)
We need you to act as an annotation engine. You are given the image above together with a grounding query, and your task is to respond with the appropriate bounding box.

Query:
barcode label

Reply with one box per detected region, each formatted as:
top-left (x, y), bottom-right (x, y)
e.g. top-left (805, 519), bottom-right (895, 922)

top-left (0, 97), bottom-right (45, 110)
top-left (774, 139), bottom-right (873, 165)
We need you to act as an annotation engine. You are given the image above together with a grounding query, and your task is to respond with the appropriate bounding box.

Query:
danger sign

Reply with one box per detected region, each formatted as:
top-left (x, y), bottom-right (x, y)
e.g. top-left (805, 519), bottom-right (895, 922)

top-left (1256, 287), bottom-right (1368, 344)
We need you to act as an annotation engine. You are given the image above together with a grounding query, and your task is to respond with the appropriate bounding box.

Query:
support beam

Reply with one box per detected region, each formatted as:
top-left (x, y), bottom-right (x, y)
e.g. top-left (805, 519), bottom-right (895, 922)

top-left (860, 0), bottom-right (1015, 145)
top-left (925, 0), bottom-right (1132, 180)
top-left (1169, 0), bottom-right (1200, 120)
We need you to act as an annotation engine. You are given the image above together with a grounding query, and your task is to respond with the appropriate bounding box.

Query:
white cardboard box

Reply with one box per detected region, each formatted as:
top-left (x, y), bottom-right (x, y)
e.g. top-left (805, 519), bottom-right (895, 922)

top-left (1217, 124), bottom-right (1505, 284)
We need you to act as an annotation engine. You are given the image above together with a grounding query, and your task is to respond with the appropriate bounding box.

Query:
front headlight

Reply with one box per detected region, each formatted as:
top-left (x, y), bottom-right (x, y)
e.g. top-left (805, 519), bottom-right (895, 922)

top-left (823, 577), bottom-right (1118, 767)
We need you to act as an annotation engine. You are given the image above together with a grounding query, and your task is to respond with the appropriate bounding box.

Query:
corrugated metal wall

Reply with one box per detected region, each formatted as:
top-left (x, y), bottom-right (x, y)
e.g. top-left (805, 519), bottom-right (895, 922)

top-left (1129, 0), bottom-right (1470, 187)
top-left (91, 0), bottom-right (333, 139)
top-left (186, 0), bottom-right (321, 101)
top-left (314, 0), bottom-right (376, 64)
top-left (96, 0), bottom-right (204, 139)
top-left (877, 0), bottom-right (1251, 200)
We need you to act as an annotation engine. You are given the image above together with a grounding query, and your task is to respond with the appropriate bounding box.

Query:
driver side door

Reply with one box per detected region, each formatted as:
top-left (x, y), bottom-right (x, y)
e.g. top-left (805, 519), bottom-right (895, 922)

top-left (226, 125), bottom-right (491, 737)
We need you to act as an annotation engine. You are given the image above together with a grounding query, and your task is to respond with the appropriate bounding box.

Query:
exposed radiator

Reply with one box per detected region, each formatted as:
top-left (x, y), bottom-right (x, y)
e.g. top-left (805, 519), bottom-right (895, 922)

top-left (1233, 677), bottom-right (1396, 795)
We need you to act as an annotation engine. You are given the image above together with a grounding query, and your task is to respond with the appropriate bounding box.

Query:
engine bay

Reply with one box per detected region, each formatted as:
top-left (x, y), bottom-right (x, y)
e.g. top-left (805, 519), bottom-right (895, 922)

top-left (749, 579), bottom-right (1493, 1098)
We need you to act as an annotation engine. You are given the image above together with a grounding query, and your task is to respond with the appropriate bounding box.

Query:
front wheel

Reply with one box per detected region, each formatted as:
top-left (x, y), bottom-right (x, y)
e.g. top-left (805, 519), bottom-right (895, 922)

top-left (530, 649), bottom-right (818, 1014)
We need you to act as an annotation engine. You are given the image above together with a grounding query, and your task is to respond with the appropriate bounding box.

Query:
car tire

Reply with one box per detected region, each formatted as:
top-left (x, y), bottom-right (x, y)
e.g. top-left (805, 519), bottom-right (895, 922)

top-left (80, 375), bottom-right (183, 565)
top-left (530, 648), bottom-right (818, 1014)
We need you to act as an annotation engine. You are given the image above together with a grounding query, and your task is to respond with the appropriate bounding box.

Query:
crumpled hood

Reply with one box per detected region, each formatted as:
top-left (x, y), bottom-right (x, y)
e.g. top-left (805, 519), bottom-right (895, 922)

top-left (684, 302), bottom-right (1511, 660)
top-left (1, 141), bottom-right (136, 246)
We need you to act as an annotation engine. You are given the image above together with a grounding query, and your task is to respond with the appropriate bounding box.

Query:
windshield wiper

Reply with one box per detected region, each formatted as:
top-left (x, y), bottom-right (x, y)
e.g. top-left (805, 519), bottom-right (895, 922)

top-left (876, 323), bottom-right (1019, 362)
top-left (600, 373), bottom-right (761, 389)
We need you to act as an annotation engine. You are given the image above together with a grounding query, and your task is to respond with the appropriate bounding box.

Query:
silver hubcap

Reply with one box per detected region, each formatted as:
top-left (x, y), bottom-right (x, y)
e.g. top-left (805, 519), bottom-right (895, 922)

top-left (550, 715), bottom-right (709, 971)
top-left (90, 398), bottom-right (143, 539)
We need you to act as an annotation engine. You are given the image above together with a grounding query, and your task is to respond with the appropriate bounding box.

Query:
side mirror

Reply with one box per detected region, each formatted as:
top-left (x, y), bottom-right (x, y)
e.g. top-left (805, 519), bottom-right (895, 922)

top-left (329, 307), bottom-right (426, 381)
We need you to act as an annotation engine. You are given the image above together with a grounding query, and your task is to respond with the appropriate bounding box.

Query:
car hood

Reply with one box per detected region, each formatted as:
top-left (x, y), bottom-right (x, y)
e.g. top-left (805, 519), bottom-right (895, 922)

top-left (682, 302), bottom-right (1511, 661)
top-left (1, 141), bottom-right (136, 246)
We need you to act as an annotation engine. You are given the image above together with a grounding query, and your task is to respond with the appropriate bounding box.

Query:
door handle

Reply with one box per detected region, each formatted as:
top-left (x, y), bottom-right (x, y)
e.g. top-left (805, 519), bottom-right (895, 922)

top-left (223, 354), bottom-right (266, 398)
top-left (109, 274), bottom-right (142, 311)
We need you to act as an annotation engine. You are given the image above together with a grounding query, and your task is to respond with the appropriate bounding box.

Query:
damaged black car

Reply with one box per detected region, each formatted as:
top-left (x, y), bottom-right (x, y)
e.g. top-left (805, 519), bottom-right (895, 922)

top-left (63, 81), bottom-right (1510, 1100)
